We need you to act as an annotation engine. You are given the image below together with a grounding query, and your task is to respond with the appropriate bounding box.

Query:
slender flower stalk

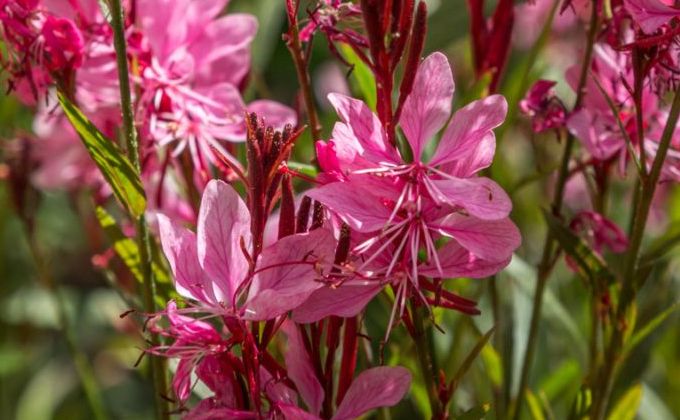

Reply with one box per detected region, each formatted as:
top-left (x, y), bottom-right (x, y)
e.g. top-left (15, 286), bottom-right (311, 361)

top-left (412, 302), bottom-right (444, 419)
top-left (107, 0), bottom-right (169, 418)
top-left (511, 4), bottom-right (600, 419)
top-left (590, 87), bottom-right (680, 420)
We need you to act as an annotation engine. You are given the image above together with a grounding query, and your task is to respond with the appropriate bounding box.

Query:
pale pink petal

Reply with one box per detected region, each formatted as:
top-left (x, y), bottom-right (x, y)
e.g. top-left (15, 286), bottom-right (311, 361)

top-left (419, 240), bottom-right (511, 278)
top-left (292, 283), bottom-right (383, 323)
top-left (427, 177), bottom-right (512, 220)
top-left (625, 0), bottom-right (680, 33)
top-left (567, 110), bottom-right (623, 161)
top-left (282, 322), bottom-right (324, 415)
top-left (331, 366), bottom-right (412, 420)
top-left (197, 180), bottom-right (251, 304)
top-left (430, 95), bottom-right (507, 167)
top-left (327, 93), bottom-right (400, 163)
top-left (441, 132), bottom-right (496, 177)
top-left (158, 214), bottom-right (211, 303)
top-left (400, 52), bottom-right (455, 160)
top-left (306, 182), bottom-right (393, 232)
top-left (247, 100), bottom-right (297, 130)
top-left (244, 229), bottom-right (336, 320)
top-left (434, 214), bottom-right (521, 262)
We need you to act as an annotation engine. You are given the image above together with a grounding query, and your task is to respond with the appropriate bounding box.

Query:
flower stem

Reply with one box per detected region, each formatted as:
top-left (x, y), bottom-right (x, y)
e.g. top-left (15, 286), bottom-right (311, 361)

top-left (107, 0), bottom-right (169, 418)
top-left (411, 302), bottom-right (444, 419)
top-left (591, 87), bottom-right (680, 420)
top-left (511, 5), bottom-right (600, 419)
top-left (285, 6), bottom-right (322, 143)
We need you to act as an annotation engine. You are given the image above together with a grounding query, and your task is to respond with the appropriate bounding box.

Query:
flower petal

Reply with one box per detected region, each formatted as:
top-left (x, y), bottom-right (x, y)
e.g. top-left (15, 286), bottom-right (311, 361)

top-left (625, 0), bottom-right (680, 33)
top-left (430, 95), bottom-right (507, 167)
top-left (419, 240), bottom-right (510, 278)
top-left (244, 229), bottom-right (337, 320)
top-left (197, 179), bottom-right (251, 305)
top-left (400, 52), bottom-right (455, 160)
top-left (247, 100), bottom-right (297, 130)
top-left (282, 322), bottom-right (324, 415)
top-left (331, 366), bottom-right (412, 420)
top-left (435, 214), bottom-right (521, 262)
top-left (292, 283), bottom-right (383, 323)
top-left (427, 177), bottom-right (512, 220)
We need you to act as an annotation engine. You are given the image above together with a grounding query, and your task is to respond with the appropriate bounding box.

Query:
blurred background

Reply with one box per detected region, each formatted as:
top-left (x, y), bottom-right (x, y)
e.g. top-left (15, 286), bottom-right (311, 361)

top-left (1, 0), bottom-right (679, 419)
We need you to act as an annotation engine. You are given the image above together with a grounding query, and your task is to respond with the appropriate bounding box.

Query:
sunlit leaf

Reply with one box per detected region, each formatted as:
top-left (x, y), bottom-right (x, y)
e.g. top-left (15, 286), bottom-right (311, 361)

top-left (538, 359), bottom-right (581, 401)
top-left (340, 44), bottom-right (377, 110)
top-left (58, 92), bottom-right (146, 218)
top-left (607, 384), bottom-right (642, 420)
top-left (526, 389), bottom-right (546, 420)
top-left (481, 343), bottom-right (503, 388)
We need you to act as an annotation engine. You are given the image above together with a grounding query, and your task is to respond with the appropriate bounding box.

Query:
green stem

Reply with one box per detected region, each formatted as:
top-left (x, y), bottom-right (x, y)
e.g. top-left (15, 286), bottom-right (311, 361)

top-left (412, 302), bottom-right (444, 419)
top-left (24, 233), bottom-right (108, 420)
top-left (107, 1), bottom-right (169, 418)
top-left (591, 87), bottom-right (680, 420)
top-left (511, 6), bottom-right (600, 420)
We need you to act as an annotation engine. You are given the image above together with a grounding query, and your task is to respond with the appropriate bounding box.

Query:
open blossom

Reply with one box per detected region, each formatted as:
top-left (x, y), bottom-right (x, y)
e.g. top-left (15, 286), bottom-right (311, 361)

top-left (136, 0), bottom-right (296, 174)
top-left (625, 0), bottom-right (680, 34)
top-left (302, 53), bottom-right (520, 325)
top-left (567, 43), bottom-right (680, 180)
top-left (520, 79), bottom-right (567, 133)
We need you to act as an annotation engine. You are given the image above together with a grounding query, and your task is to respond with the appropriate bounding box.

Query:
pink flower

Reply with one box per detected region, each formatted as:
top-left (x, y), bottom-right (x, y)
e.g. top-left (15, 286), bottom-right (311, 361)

top-left (158, 179), bottom-right (337, 320)
top-left (519, 79), bottom-right (567, 133)
top-left (136, 0), bottom-right (296, 172)
top-left (302, 52), bottom-right (520, 325)
top-left (40, 15), bottom-right (84, 72)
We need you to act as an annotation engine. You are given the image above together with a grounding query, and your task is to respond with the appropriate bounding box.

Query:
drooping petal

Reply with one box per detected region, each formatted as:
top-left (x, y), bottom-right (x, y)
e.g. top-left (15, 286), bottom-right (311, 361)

top-left (327, 93), bottom-right (400, 164)
top-left (158, 214), bottom-right (211, 303)
top-left (243, 229), bottom-right (336, 320)
top-left (419, 240), bottom-right (510, 278)
top-left (306, 182), bottom-right (393, 232)
top-left (430, 95), bottom-right (507, 167)
top-left (292, 283), bottom-right (383, 323)
top-left (282, 322), bottom-right (324, 415)
top-left (173, 358), bottom-right (194, 403)
top-left (197, 179), bottom-right (251, 305)
top-left (434, 214), bottom-right (521, 262)
top-left (331, 366), bottom-right (412, 420)
top-left (400, 52), bottom-right (455, 160)
top-left (427, 177), bottom-right (512, 220)
top-left (277, 404), bottom-right (322, 420)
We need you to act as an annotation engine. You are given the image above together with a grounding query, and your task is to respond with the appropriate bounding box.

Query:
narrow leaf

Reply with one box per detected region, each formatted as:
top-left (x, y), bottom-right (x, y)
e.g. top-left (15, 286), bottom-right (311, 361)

top-left (526, 389), bottom-right (546, 420)
top-left (480, 343), bottom-right (503, 387)
top-left (639, 219), bottom-right (680, 266)
top-left (607, 384), bottom-right (642, 420)
top-left (340, 44), bottom-right (377, 111)
top-left (624, 301), bottom-right (680, 355)
top-left (449, 326), bottom-right (496, 392)
top-left (58, 92), bottom-right (146, 217)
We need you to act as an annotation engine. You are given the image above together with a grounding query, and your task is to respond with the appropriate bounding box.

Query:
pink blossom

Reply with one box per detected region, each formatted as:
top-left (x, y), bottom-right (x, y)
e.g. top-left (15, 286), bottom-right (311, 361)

top-left (303, 52), bottom-right (520, 325)
top-left (625, 0), bottom-right (680, 34)
top-left (519, 79), bottom-right (567, 133)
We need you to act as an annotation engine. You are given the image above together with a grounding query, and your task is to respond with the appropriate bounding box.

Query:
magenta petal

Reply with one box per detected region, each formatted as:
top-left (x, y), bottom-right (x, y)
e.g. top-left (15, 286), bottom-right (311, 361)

top-left (331, 366), bottom-right (412, 420)
top-left (430, 94), bottom-right (507, 167)
top-left (292, 283), bottom-right (383, 323)
top-left (173, 358), bottom-right (194, 403)
top-left (400, 52), bottom-right (455, 160)
top-left (427, 177), bottom-right (512, 220)
top-left (244, 229), bottom-right (336, 320)
top-left (625, 0), bottom-right (680, 33)
top-left (306, 182), bottom-right (392, 232)
top-left (277, 404), bottom-right (322, 420)
top-left (282, 322), bottom-right (324, 415)
top-left (420, 240), bottom-right (510, 278)
top-left (435, 214), bottom-right (521, 262)
top-left (440, 132), bottom-right (496, 177)
top-left (327, 93), bottom-right (400, 164)
top-left (197, 180), bottom-right (251, 305)
top-left (157, 214), bottom-right (211, 303)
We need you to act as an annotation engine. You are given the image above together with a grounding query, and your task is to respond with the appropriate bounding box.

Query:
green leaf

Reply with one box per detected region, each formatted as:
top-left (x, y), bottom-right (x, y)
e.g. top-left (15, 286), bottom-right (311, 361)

top-left (95, 206), bottom-right (173, 305)
top-left (639, 219), bottom-right (680, 267)
top-left (538, 359), bottom-right (581, 401)
top-left (480, 343), bottom-right (503, 388)
top-left (526, 389), bottom-right (546, 420)
top-left (623, 301), bottom-right (680, 355)
top-left (58, 93), bottom-right (146, 217)
top-left (542, 210), bottom-right (615, 284)
top-left (568, 386), bottom-right (592, 419)
top-left (340, 44), bottom-right (377, 111)
top-left (456, 403), bottom-right (491, 420)
top-left (449, 326), bottom-right (496, 392)
top-left (607, 384), bottom-right (642, 420)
